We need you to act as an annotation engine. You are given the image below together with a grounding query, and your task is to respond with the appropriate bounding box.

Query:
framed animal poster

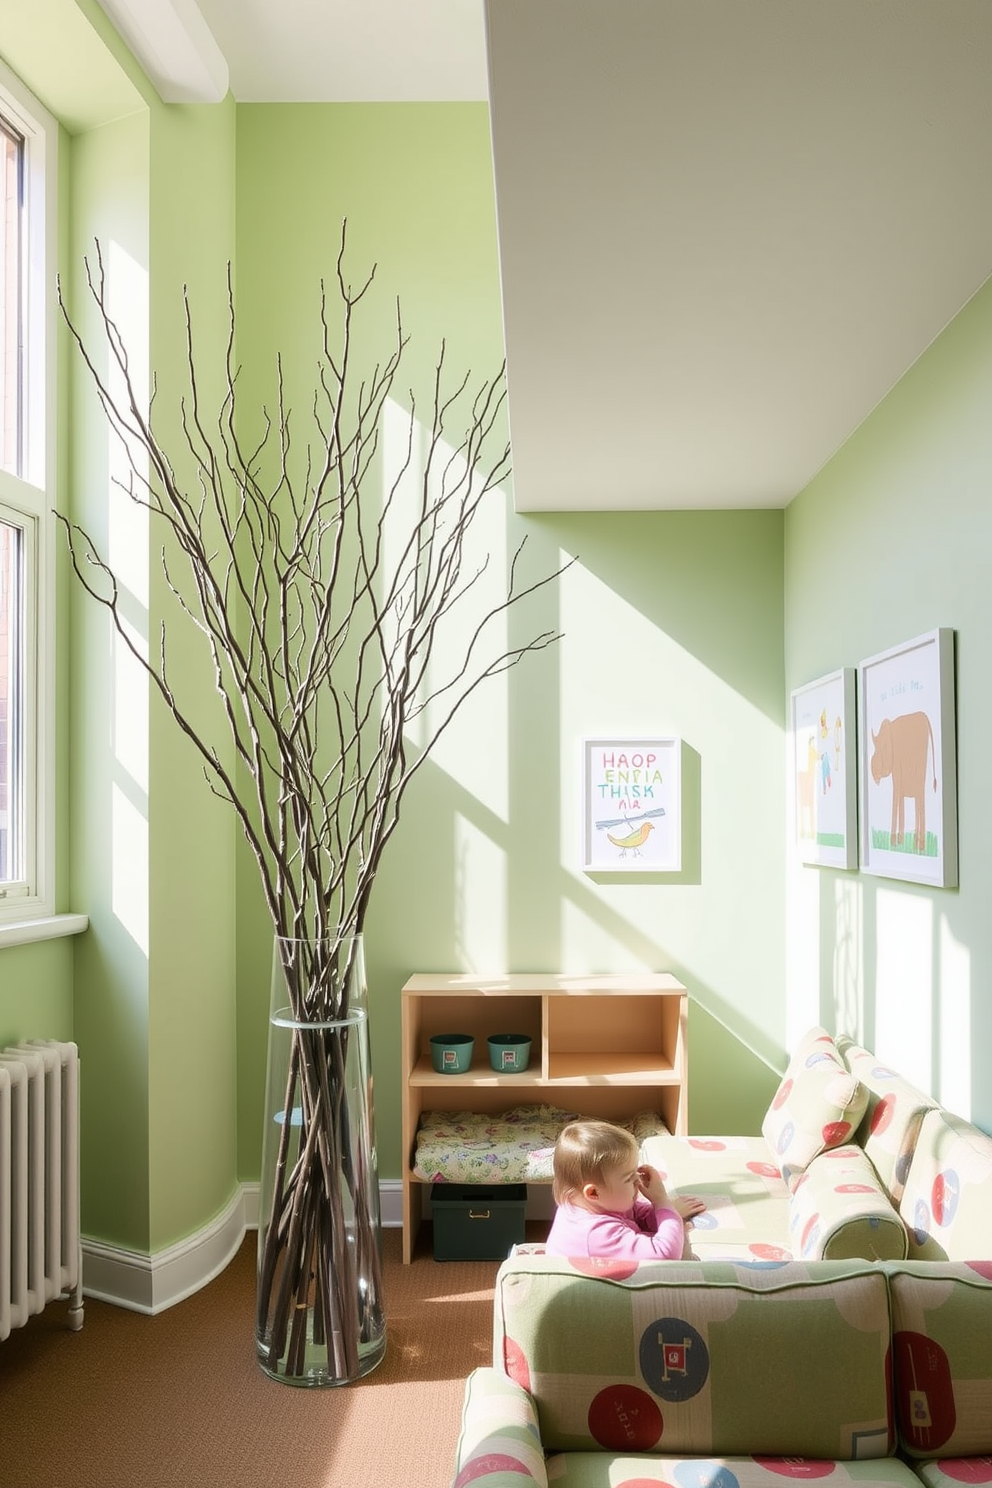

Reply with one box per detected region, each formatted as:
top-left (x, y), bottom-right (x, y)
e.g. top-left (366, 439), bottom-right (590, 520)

top-left (581, 737), bottom-right (681, 873)
top-left (859, 628), bottom-right (957, 887)
top-left (790, 668), bottom-right (857, 869)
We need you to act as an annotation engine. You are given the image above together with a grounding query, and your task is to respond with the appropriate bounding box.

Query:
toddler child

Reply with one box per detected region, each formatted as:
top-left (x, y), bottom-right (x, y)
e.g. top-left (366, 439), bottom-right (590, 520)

top-left (545, 1119), bottom-right (704, 1261)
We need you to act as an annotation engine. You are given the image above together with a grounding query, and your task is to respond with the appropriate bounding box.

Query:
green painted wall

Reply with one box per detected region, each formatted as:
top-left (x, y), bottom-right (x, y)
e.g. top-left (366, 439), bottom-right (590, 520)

top-left (2, 1), bottom-right (239, 1253)
top-left (233, 105), bottom-right (786, 1182)
top-left (68, 104), bottom-right (154, 1249)
top-left (785, 274), bottom-right (992, 1132)
top-left (0, 938), bottom-right (74, 1039)
top-left (145, 98), bottom-right (237, 1250)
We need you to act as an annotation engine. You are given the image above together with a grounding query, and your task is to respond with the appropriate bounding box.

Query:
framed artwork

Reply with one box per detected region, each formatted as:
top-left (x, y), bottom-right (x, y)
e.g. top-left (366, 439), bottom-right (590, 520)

top-left (790, 668), bottom-right (857, 869)
top-left (859, 628), bottom-right (957, 887)
top-left (581, 737), bottom-right (681, 872)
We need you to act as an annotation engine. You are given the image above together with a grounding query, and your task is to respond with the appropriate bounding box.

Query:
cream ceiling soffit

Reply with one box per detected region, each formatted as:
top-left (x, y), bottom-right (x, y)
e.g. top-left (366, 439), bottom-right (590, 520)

top-left (485, 0), bottom-right (992, 512)
top-left (94, 0), bottom-right (228, 103)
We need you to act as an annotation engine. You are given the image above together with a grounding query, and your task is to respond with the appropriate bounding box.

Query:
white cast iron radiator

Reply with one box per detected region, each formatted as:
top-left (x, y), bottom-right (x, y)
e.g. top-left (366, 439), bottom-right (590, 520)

top-left (0, 1040), bottom-right (83, 1341)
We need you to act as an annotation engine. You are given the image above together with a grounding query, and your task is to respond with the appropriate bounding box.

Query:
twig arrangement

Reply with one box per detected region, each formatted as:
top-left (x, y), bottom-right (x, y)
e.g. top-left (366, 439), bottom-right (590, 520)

top-left (58, 224), bottom-right (570, 1381)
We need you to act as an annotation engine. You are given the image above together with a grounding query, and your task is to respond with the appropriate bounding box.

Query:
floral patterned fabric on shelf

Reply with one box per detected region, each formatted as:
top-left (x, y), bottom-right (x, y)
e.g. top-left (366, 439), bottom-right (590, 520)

top-left (414, 1105), bottom-right (669, 1185)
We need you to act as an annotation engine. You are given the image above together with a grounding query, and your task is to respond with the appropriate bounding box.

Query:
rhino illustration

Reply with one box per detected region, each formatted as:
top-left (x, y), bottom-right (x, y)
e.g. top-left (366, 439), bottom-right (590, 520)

top-left (870, 711), bottom-right (937, 852)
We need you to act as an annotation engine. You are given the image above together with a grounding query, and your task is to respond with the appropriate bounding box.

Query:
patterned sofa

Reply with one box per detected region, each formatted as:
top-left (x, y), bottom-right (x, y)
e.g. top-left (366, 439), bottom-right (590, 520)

top-left (639, 1027), bottom-right (992, 1265)
top-left (449, 1252), bottom-right (992, 1488)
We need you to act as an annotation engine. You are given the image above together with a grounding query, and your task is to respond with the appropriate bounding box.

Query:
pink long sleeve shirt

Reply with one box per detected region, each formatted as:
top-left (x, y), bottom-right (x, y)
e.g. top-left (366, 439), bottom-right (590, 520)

top-left (544, 1196), bottom-right (686, 1260)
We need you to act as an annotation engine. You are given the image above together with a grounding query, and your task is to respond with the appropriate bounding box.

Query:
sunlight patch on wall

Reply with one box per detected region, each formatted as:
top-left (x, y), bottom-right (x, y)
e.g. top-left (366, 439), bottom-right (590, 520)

top-left (939, 916), bottom-right (971, 1117)
top-left (874, 887), bottom-right (933, 1089)
top-left (382, 392), bottom-right (423, 744)
top-left (106, 240), bottom-right (149, 609)
top-left (785, 870), bottom-right (820, 1048)
top-left (453, 812), bottom-right (506, 970)
top-left (832, 875), bottom-right (862, 1039)
top-left (106, 237), bottom-right (149, 957)
top-left (114, 617), bottom-right (148, 794)
top-left (111, 781), bottom-right (148, 954)
top-left (383, 396), bottom-right (509, 821)
top-left (560, 896), bottom-right (652, 973)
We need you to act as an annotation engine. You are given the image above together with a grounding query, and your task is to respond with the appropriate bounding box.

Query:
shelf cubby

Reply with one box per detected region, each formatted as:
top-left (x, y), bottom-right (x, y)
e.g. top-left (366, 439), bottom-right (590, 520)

top-left (400, 973), bottom-right (688, 1262)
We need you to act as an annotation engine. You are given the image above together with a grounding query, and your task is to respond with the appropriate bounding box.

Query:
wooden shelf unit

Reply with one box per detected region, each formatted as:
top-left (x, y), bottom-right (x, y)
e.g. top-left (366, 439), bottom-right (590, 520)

top-left (400, 972), bottom-right (688, 1262)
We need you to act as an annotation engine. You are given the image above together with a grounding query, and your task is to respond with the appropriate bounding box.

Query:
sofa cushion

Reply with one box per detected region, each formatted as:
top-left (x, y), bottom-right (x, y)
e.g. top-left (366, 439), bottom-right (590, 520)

top-left (492, 1255), bottom-right (893, 1459)
top-left (836, 1036), bottom-right (936, 1202)
top-left (545, 1457), bottom-right (927, 1488)
top-left (641, 1133), bottom-right (794, 1262)
top-left (762, 1028), bottom-right (869, 1184)
top-left (897, 1108), bottom-right (992, 1263)
top-left (788, 1144), bottom-right (908, 1261)
top-left (912, 1461), bottom-right (992, 1488)
top-left (888, 1260), bottom-right (992, 1458)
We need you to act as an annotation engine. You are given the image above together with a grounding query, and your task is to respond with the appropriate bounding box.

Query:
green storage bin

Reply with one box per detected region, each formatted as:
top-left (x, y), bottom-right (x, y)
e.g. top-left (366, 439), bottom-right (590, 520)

top-left (430, 1183), bottom-right (527, 1261)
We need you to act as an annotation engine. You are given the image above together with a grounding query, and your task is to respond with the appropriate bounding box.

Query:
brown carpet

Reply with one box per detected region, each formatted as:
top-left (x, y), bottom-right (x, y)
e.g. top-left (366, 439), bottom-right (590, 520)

top-left (0, 1225), bottom-right (527, 1488)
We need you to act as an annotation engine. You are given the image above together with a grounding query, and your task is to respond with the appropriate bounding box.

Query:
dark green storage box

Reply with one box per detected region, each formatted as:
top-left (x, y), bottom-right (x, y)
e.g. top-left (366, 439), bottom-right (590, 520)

top-left (430, 1183), bottom-right (527, 1261)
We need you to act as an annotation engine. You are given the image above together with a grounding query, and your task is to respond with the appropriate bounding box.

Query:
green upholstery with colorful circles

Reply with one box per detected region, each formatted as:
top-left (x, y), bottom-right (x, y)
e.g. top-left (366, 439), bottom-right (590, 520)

top-left (450, 1366), bottom-right (548, 1488)
top-left (761, 1028), bottom-right (869, 1186)
top-left (541, 1457), bottom-right (925, 1488)
top-left (640, 1031), bottom-right (992, 1271)
top-left (639, 1133), bottom-right (794, 1262)
top-left (913, 1460), bottom-right (992, 1488)
top-left (837, 1037), bottom-right (936, 1202)
top-left (887, 1261), bottom-right (992, 1458)
top-left (898, 1109), bottom-right (992, 1261)
top-left (788, 1144), bottom-right (908, 1261)
top-left (449, 1255), bottom-right (992, 1488)
top-left (490, 1255), bottom-right (893, 1459)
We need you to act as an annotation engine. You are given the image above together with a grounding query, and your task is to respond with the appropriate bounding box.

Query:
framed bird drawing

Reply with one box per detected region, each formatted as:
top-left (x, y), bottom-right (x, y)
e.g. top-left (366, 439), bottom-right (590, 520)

top-left (581, 737), bottom-right (682, 873)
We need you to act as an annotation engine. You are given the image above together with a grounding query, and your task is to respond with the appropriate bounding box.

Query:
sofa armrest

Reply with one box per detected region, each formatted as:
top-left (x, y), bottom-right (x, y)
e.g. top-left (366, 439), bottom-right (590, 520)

top-left (788, 1143), bottom-right (908, 1260)
top-left (449, 1366), bottom-right (549, 1488)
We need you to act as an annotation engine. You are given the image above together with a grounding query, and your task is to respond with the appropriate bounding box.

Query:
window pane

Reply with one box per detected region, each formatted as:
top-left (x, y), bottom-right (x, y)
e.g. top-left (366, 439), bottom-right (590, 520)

top-left (1, 116), bottom-right (22, 478)
top-left (0, 516), bottom-right (22, 884)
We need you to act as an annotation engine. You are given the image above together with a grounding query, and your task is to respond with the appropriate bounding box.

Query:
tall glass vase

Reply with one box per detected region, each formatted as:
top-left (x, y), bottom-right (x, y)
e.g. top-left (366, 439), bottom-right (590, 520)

top-left (256, 933), bottom-right (386, 1385)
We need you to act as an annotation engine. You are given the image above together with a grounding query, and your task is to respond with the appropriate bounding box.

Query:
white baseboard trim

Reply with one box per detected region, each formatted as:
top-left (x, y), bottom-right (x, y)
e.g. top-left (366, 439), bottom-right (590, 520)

top-left (240, 1179), bottom-right (403, 1230)
top-left (83, 1178), bottom-right (406, 1314)
top-left (82, 1186), bottom-right (250, 1315)
top-left (379, 1178), bottom-right (403, 1227)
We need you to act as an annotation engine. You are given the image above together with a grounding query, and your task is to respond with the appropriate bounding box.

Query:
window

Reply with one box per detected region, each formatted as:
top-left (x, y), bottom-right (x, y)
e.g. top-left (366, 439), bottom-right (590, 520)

top-left (2, 111), bottom-right (22, 476)
top-left (0, 60), bottom-right (56, 926)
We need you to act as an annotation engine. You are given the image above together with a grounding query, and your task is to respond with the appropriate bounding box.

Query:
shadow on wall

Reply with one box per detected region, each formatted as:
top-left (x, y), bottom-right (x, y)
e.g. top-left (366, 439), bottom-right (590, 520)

top-left (368, 739), bottom-right (780, 1161)
top-left (357, 503), bottom-right (788, 1165)
top-left (529, 509), bottom-right (786, 728)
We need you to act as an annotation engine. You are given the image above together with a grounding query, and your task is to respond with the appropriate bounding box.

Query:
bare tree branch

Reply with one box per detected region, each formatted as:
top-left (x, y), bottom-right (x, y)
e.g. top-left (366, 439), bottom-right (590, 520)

top-left (59, 221), bottom-right (573, 1382)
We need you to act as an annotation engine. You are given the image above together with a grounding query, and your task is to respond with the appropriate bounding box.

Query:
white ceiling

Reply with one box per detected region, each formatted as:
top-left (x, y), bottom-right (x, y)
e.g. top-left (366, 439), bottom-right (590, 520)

top-left (486, 1), bottom-right (992, 510)
top-left (119, 1), bottom-right (992, 511)
top-left (194, 0), bottom-right (489, 102)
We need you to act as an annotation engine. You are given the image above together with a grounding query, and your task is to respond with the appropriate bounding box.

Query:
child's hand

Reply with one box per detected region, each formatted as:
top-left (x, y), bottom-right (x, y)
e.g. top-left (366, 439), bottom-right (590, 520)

top-left (672, 1194), bottom-right (706, 1221)
top-left (635, 1164), bottom-right (669, 1206)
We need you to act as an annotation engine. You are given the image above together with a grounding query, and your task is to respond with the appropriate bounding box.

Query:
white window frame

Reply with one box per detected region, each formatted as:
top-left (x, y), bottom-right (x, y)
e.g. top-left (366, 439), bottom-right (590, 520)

top-left (0, 58), bottom-right (58, 932)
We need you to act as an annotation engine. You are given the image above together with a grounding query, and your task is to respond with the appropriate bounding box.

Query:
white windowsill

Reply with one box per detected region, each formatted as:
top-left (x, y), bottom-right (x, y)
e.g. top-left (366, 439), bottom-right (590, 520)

top-left (0, 913), bottom-right (89, 949)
